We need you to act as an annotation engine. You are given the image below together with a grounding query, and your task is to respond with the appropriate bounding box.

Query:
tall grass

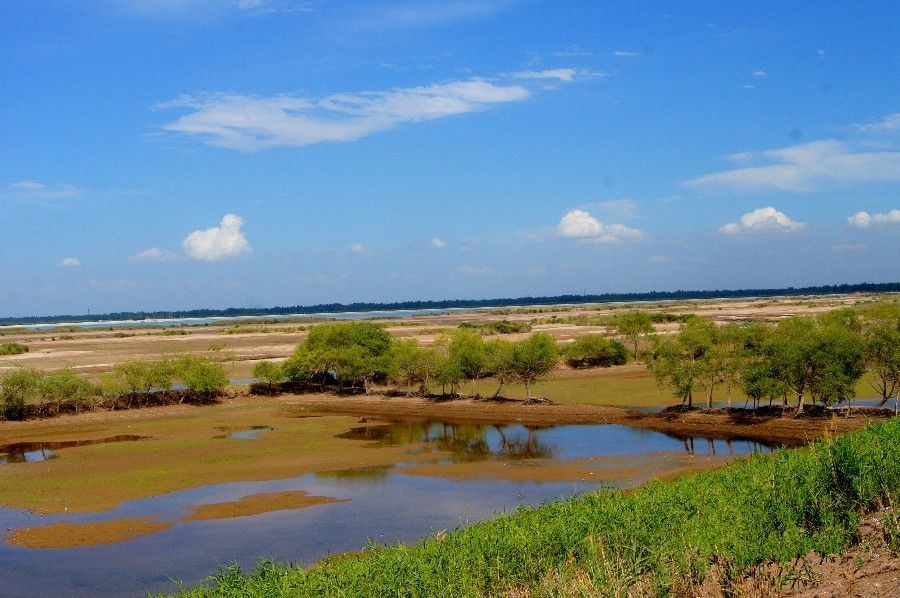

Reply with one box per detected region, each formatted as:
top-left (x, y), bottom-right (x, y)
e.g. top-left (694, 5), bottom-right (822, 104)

top-left (171, 418), bottom-right (900, 597)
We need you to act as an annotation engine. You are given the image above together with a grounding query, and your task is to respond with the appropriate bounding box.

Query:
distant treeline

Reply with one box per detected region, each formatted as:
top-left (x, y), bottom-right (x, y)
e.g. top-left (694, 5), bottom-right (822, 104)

top-left (2, 281), bottom-right (898, 326)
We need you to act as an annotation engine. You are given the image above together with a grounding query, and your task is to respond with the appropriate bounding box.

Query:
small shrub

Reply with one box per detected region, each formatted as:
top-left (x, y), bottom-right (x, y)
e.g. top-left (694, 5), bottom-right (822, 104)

top-left (175, 355), bottom-right (228, 397)
top-left (564, 335), bottom-right (629, 368)
top-left (251, 361), bottom-right (284, 394)
top-left (0, 342), bottom-right (28, 356)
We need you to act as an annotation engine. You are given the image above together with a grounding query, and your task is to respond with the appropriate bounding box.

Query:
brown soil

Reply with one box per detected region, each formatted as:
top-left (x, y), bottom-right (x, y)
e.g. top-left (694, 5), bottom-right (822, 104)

top-left (6, 516), bottom-right (173, 549)
top-left (181, 491), bottom-right (345, 521)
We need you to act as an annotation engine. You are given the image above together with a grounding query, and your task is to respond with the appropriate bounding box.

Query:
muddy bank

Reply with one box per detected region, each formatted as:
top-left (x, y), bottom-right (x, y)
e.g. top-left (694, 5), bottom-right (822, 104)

top-left (181, 491), bottom-right (344, 522)
top-left (284, 393), bottom-right (888, 444)
top-left (6, 516), bottom-right (173, 549)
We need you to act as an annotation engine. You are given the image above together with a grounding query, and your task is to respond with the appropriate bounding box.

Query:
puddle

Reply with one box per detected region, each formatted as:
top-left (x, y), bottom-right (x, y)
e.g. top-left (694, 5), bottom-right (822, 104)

top-left (213, 426), bottom-right (273, 440)
top-left (0, 436), bottom-right (149, 465)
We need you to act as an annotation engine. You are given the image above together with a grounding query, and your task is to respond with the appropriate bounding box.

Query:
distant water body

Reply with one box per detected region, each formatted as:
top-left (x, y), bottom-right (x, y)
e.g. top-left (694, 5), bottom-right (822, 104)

top-left (0, 308), bottom-right (478, 331)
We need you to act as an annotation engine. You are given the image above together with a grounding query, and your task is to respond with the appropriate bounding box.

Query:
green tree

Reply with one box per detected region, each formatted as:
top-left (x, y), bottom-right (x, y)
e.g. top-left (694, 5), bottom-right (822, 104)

top-left (448, 329), bottom-right (488, 396)
top-left (386, 340), bottom-right (438, 396)
top-left (563, 335), bottom-right (628, 368)
top-left (433, 352), bottom-right (462, 397)
top-left (864, 323), bottom-right (900, 411)
top-left (284, 322), bottom-right (394, 391)
top-left (614, 310), bottom-right (655, 360)
top-left (510, 333), bottom-right (559, 399)
top-left (252, 360), bottom-right (284, 393)
top-left (648, 317), bottom-right (716, 407)
top-left (485, 339), bottom-right (517, 398)
top-left (38, 368), bottom-right (97, 412)
top-left (764, 317), bottom-right (866, 414)
top-left (1, 368), bottom-right (42, 420)
top-left (175, 355), bottom-right (229, 398)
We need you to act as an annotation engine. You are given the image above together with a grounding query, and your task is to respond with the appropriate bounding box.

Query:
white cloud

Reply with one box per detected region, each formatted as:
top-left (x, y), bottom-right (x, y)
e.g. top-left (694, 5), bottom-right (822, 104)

top-left (160, 78), bottom-right (532, 151)
top-left (58, 257), bottom-right (81, 267)
top-left (182, 214), bottom-right (251, 261)
top-left (613, 50), bottom-right (639, 57)
top-left (719, 207), bottom-right (806, 235)
top-left (847, 209), bottom-right (900, 228)
top-left (556, 209), bottom-right (647, 243)
top-left (752, 70), bottom-right (767, 78)
top-left (512, 68), bottom-right (604, 82)
top-left (130, 247), bottom-right (180, 262)
top-left (685, 140), bottom-right (900, 192)
top-left (854, 112), bottom-right (900, 134)
top-left (349, 242), bottom-right (372, 255)
top-left (6, 180), bottom-right (82, 200)
top-left (430, 237), bottom-right (447, 249)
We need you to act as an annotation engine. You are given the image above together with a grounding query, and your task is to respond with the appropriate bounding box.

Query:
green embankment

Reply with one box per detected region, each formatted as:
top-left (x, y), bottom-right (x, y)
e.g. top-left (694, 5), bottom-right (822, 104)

top-left (170, 418), bottom-right (900, 597)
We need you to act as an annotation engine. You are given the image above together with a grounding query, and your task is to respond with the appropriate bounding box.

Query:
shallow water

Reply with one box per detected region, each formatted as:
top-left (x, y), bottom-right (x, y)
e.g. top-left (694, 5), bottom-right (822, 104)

top-left (0, 421), bottom-right (782, 597)
top-left (0, 435), bottom-right (149, 465)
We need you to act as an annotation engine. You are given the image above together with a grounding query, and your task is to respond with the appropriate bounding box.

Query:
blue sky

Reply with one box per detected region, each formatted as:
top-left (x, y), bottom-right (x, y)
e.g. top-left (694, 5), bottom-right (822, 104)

top-left (1, 1), bottom-right (898, 317)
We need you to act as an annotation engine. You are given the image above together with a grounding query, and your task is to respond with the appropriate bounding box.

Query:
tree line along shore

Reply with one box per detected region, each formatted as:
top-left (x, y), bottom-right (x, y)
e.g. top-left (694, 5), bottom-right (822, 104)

top-left (1, 300), bottom-right (897, 422)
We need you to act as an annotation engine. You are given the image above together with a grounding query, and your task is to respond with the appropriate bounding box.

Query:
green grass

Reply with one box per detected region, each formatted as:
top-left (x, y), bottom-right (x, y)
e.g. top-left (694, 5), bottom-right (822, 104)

top-left (168, 418), bottom-right (900, 597)
top-left (464, 366), bottom-right (878, 409)
top-left (0, 342), bottom-right (28, 356)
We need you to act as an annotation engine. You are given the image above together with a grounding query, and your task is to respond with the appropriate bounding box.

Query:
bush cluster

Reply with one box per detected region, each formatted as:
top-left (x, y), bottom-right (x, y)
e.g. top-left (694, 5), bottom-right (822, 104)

top-left (649, 305), bottom-right (900, 411)
top-left (0, 355), bottom-right (229, 421)
top-left (0, 342), bottom-right (29, 356)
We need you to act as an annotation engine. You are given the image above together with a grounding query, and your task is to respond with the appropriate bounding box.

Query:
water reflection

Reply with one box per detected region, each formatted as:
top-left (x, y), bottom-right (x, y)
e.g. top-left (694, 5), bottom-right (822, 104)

top-left (213, 426), bottom-right (274, 440)
top-left (0, 436), bottom-right (149, 465)
top-left (337, 420), bottom-right (780, 461)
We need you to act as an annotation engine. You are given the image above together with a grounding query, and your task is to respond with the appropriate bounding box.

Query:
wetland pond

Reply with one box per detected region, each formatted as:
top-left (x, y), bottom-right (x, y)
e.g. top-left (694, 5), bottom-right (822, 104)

top-left (0, 419), bottom-right (785, 597)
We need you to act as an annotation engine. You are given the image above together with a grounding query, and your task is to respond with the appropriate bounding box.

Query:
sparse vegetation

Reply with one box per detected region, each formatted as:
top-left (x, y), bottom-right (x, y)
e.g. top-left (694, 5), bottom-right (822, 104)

top-left (458, 320), bottom-right (532, 335)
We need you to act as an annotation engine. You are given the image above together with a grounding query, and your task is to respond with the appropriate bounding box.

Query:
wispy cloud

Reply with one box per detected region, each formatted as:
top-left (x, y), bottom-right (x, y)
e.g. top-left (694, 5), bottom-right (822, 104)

top-left (159, 68), bottom-right (601, 151)
top-left (685, 140), bottom-right (900, 192)
top-left (130, 247), bottom-right (181, 262)
top-left (612, 50), bottom-right (639, 57)
top-left (512, 68), bottom-right (604, 82)
top-left (182, 214), bottom-right (251, 261)
top-left (349, 242), bottom-right (372, 256)
top-left (752, 70), bottom-right (767, 78)
top-left (553, 46), bottom-right (592, 57)
top-left (430, 237), bottom-right (447, 249)
top-left (719, 207), bottom-right (806, 235)
top-left (847, 209), bottom-right (900, 228)
top-left (58, 257), bottom-right (81, 268)
top-left (853, 112), bottom-right (900, 134)
top-left (5, 180), bottom-right (82, 200)
top-left (160, 78), bottom-right (533, 151)
top-left (557, 209), bottom-right (646, 244)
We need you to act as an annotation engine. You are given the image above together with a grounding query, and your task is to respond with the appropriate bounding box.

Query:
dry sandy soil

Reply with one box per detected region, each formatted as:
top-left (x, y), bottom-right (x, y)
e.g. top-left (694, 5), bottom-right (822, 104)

top-left (0, 293), bottom-right (883, 378)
